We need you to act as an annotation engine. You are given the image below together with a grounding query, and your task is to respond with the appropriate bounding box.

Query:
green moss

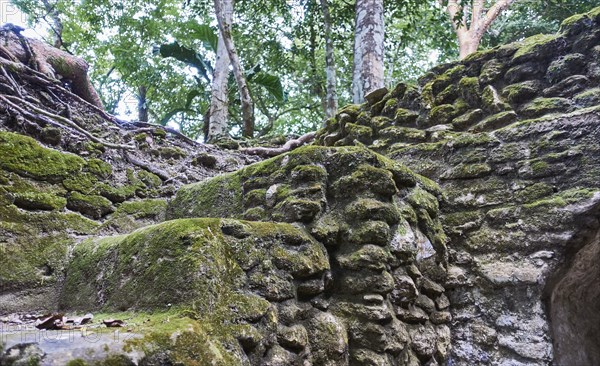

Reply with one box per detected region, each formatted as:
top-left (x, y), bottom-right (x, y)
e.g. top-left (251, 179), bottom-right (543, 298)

top-left (406, 187), bottom-right (439, 218)
top-left (523, 188), bottom-right (597, 209)
top-left (167, 172), bottom-right (243, 220)
top-left (338, 104), bottom-right (363, 118)
top-left (378, 126), bottom-right (426, 143)
top-left (192, 153), bottom-right (218, 168)
top-left (435, 84), bottom-right (458, 105)
top-left (512, 34), bottom-right (560, 61)
top-left (67, 191), bottom-right (114, 219)
top-left (63, 173), bottom-right (99, 193)
top-left (114, 199), bottom-right (167, 218)
top-left (291, 165), bottom-right (327, 182)
top-left (152, 128), bottom-right (167, 138)
top-left (345, 123), bottom-right (373, 143)
top-left (96, 183), bottom-right (137, 203)
top-left (515, 183), bottom-right (554, 203)
top-left (479, 59), bottom-right (505, 85)
top-left (428, 104), bottom-right (456, 126)
top-left (0, 131), bottom-right (85, 182)
top-left (502, 81), bottom-right (541, 104)
top-left (151, 146), bottom-right (187, 159)
top-left (394, 108), bottom-right (419, 126)
top-left (134, 133), bottom-right (148, 144)
top-left (87, 158), bottom-right (113, 179)
top-left (458, 77), bottom-right (480, 105)
top-left (447, 132), bottom-right (496, 148)
top-left (521, 97), bottom-right (572, 118)
top-left (345, 198), bottom-right (400, 225)
top-left (559, 7), bottom-right (600, 33)
top-left (482, 85), bottom-right (510, 113)
top-left (441, 163), bottom-right (492, 180)
top-left (470, 111), bottom-right (518, 132)
top-left (137, 170), bottom-right (162, 188)
top-left (463, 47), bottom-right (496, 63)
top-left (574, 88), bottom-right (600, 107)
top-left (13, 191), bottom-right (67, 211)
top-left (451, 109), bottom-right (483, 131)
top-left (531, 160), bottom-right (550, 174)
top-left (273, 198), bottom-right (322, 223)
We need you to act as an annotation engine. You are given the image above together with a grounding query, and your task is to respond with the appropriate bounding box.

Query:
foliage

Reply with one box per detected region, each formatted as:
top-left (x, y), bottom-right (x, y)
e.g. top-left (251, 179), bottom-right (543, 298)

top-left (11, 0), bottom-right (597, 140)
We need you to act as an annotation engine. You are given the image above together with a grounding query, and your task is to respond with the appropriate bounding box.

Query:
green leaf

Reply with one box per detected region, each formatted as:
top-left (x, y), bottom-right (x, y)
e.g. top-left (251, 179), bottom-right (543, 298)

top-left (157, 42), bottom-right (213, 83)
top-left (159, 107), bottom-right (195, 126)
top-left (189, 24), bottom-right (219, 52)
top-left (251, 72), bottom-right (284, 102)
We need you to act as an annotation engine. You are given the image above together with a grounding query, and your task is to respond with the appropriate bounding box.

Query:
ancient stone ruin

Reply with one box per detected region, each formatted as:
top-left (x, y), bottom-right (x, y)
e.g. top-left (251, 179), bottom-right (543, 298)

top-left (1, 7), bottom-right (600, 366)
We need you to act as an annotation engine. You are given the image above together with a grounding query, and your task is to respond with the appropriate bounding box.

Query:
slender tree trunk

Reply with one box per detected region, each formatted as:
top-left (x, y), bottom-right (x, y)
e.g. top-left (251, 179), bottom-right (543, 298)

top-left (137, 85), bottom-right (149, 122)
top-left (352, 0), bottom-right (384, 104)
top-left (214, 0), bottom-right (254, 138)
top-left (320, 0), bottom-right (338, 118)
top-left (207, 21), bottom-right (231, 142)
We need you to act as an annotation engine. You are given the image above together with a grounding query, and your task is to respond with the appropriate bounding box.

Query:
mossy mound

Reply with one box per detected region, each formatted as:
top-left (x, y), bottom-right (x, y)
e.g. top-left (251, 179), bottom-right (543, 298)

top-left (61, 218), bottom-right (330, 365)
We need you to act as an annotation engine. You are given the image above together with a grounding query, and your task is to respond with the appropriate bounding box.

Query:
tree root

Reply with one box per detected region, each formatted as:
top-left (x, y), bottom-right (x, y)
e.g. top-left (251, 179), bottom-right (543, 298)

top-left (240, 132), bottom-right (316, 157)
top-left (124, 152), bottom-right (171, 180)
top-left (0, 94), bottom-right (134, 150)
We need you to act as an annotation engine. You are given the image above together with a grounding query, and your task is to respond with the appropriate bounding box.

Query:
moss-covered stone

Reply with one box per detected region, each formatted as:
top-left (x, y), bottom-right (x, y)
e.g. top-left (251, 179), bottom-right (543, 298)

top-left (440, 163), bottom-right (492, 180)
top-left (458, 77), bottom-right (481, 106)
top-left (394, 109), bottom-right (420, 126)
top-left (482, 85), bottom-right (510, 113)
top-left (61, 218), bottom-right (325, 312)
top-left (451, 109), bottom-right (485, 131)
top-left (546, 53), bottom-right (586, 83)
top-left (502, 81), bottom-right (542, 104)
top-left (12, 191), bottom-right (67, 211)
top-left (0, 131), bottom-right (85, 182)
top-left (512, 34), bottom-right (563, 62)
top-left (574, 88), bottom-right (600, 107)
top-left (151, 146), bottom-right (187, 159)
top-left (479, 59), bottom-right (505, 85)
top-left (87, 158), bottom-right (113, 179)
top-left (515, 183), bottom-right (555, 203)
top-left (67, 191), bottom-right (115, 219)
top-left (470, 111), bottom-right (518, 132)
top-left (428, 104), bottom-right (456, 126)
top-left (192, 153), bottom-right (218, 168)
top-left (520, 97), bottom-right (572, 118)
top-left (345, 122), bottom-right (373, 144)
top-left (560, 7), bottom-right (599, 35)
top-left (378, 126), bottom-right (426, 143)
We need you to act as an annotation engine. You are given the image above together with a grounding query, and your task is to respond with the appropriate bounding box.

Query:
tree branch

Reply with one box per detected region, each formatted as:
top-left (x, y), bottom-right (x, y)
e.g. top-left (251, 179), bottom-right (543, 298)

top-left (479, 0), bottom-right (516, 39)
top-left (472, 0), bottom-right (485, 28)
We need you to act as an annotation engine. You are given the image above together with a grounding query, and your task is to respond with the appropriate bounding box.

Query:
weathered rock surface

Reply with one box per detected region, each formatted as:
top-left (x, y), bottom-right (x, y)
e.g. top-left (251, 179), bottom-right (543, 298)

top-left (315, 7), bottom-right (600, 366)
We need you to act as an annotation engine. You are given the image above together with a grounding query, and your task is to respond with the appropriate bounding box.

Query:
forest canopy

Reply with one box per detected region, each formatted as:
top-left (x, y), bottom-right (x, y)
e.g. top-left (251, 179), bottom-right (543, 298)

top-left (11, 0), bottom-right (598, 141)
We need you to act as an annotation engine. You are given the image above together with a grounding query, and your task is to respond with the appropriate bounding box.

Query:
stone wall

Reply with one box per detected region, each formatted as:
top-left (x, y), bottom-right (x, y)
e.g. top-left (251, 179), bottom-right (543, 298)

top-left (0, 58), bottom-right (253, 314)
top-left (66, 146), bottom-right (452, 365)
top-left (315, 7), bottom-right (600, 365)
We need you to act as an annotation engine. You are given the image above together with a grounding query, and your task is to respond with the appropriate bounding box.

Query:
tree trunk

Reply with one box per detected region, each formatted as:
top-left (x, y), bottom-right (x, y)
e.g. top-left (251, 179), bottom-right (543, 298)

top-left (352, 0), bottom-right (385, 104)
top-left (214, 0), bottom-right (254, 138)
top-left (458, 37), bottom-right (480, 59)
top-left (137, 85), bottom-right (149, 122)
top-left (207, 19), bottom-right (231, 142)
top-left (445, 0), bottom-right (516, 60)
top-left (41, 0), bottom-right (63, 49)
top-left (320, 0), bottom-right (338, 118)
